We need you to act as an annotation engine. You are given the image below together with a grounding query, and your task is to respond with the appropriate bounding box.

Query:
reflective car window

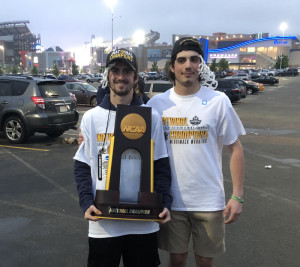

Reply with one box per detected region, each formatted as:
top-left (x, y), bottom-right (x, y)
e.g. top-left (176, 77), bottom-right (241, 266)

top-left (38, 83), bottom-right (70, 97)
top-left (0, 81), bottom-right (11, 96)
top-left (153, 83), bottom-right (173, 93)
top-left (82, 83), bottom-right (97, 92)
top-left (73, 84), bottom-right (83, 91)
top-left (11, 80), bottom-right (29, 96)
top-left (144, 84), bottom-right (151, 92)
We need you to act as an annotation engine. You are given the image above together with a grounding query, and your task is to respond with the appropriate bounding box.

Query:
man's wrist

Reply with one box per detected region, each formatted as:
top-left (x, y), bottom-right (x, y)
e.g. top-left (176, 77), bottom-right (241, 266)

top-left (231, 195), bottom-right (244, 204)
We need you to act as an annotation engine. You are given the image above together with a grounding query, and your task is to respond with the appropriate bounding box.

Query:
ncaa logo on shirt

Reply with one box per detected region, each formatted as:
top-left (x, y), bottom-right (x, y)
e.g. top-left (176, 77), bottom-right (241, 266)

top-left (202, 100), bottom-right (207, 105)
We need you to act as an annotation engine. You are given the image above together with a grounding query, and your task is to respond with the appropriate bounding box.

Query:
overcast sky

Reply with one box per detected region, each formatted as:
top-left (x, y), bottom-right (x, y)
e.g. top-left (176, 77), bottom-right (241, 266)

top-left (1, 0), bottom-right (299, 51)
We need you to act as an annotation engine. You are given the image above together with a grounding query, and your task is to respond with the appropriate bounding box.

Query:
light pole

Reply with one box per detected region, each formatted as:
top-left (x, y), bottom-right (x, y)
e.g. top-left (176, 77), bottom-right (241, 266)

top-left (105, 0), bottom-right (117, 50)
top-left (0, 45), bottom-right (5, 66)
top-left (279, 22), bottom-right (288, 70)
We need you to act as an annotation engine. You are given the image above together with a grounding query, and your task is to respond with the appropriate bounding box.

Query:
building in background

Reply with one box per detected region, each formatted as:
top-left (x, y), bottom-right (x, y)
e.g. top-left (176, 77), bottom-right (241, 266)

top-left (25, 46), bottom-right (74, 74)
top-left (0, 20), bottom-right (41, 69)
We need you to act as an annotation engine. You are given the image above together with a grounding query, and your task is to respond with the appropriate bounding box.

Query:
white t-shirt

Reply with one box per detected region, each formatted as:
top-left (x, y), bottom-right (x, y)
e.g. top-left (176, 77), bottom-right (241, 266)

top-left (147, 86), bottom-right (246, 211)
top-left (74, 105), bottom-right (168, 238)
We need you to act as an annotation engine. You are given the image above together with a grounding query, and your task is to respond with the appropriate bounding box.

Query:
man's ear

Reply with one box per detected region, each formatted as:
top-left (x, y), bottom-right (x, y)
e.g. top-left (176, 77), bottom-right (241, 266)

top-left (170, 64), bottom-right (175, 74)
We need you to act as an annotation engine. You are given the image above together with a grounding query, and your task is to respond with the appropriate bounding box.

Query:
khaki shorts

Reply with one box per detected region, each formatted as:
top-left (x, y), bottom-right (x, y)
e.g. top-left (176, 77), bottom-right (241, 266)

top-left (158, 210), bottom-right (225, 258)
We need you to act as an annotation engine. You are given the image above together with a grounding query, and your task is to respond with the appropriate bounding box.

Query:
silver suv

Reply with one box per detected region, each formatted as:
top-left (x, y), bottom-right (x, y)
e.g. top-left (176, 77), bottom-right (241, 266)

top-left (0, 75), bottom-right (78, 143)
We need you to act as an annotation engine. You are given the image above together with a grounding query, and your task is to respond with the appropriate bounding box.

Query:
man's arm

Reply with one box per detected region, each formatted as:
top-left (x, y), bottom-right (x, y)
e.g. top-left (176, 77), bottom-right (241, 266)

top-left (223, 138), bottom-right (244, 224)
top-left (154, 157), bottom-right (173, 224)
top-left (74, 160), bottom-right (102, 221)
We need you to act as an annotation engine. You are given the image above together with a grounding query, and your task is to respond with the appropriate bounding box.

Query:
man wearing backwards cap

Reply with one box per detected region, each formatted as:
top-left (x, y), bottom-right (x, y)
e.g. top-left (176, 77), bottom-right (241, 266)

top-left (147, 37), bottom-right (245, 267)
top-left (73, 48), bottom-right (172, 267)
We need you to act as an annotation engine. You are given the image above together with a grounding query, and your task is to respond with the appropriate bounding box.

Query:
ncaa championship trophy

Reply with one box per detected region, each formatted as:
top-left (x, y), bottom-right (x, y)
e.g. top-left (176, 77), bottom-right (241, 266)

top-left (94, 104), bottom-right (164, 221)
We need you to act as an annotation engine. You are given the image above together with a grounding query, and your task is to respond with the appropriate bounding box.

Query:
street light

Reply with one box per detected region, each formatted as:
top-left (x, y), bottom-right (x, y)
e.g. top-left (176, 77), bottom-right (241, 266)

top-left (105, 0), bottom-right (117, 50)
top-left (0, 45), bottom-right (5, 66)
top-left (279, 22), bottom-right (288, 70)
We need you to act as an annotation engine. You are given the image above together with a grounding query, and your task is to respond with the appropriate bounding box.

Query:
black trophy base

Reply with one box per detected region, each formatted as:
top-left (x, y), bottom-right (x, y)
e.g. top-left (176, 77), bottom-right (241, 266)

top-left (94, 190), bottom-right (164, 221)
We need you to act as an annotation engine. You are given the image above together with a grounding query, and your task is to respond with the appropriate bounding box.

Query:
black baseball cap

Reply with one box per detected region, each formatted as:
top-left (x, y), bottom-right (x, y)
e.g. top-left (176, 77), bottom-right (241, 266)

top-left (106, 48), bottom-right (138, 71)
top-left (171, 37), bottom-right (204, 59)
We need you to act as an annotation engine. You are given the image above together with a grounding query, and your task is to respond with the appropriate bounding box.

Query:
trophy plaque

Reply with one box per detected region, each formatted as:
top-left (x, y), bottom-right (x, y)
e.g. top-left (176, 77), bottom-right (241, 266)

top-left (94, 104), bottom-right (164, 221)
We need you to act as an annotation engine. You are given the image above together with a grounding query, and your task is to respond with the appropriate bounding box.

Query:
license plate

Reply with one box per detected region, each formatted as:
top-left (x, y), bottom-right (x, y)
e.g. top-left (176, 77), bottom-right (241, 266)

top-left (59, 105), bottom-right (67, 112)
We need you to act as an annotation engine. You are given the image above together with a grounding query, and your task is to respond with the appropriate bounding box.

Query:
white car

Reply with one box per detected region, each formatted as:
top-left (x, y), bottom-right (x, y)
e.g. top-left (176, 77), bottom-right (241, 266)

top-left (226, 73), bottom-right (250, 80)
top-left (86, 73), bottom-right (103, 83)
top-left (260, 69), bottom-right (275, 76)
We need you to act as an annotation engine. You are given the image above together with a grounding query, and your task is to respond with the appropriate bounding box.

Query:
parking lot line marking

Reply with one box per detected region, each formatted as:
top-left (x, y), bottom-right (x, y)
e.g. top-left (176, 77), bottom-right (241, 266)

top-left (0, 145), bottom-right (50, 152)
top-left (3, 147), bottom-right (78, 201)
top-left (0, 200), bottom-right (82, 222)
top-left (63, 133), bottom-right (79, 136)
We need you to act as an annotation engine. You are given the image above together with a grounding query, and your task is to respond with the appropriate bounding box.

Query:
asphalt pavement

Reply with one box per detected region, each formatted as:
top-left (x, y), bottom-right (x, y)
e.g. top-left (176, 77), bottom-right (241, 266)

top-left (0, 77), bottom-right (300, 267)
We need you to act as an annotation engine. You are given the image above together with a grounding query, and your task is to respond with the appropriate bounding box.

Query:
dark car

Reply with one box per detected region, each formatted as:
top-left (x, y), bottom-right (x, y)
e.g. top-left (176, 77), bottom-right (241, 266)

top-left (277, 68), bottom-right (299, 77)
top-left (214, 71), bottom-right (226, 79)
top-left (229, 78), bottom-right (259, 95)
top-left (250, 73), bottom-right (262, 79)
top-left (58, 75), bottom-right (80, 82)
top-left (0, 75), bottom-right (78, 143)
top-left (146, 72), bottom-right (160, 80)
top-left (66, 82), bottom-right (98, 106)
top-left (252, 75), bottom-right (279, 85)
top-left (215, 79), bottom-right (241, 102)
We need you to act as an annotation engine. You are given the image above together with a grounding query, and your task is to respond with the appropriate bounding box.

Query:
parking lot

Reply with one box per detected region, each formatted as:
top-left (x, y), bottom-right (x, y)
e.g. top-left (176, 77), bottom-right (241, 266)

top-left (1, 76), bottom-right (300, 267)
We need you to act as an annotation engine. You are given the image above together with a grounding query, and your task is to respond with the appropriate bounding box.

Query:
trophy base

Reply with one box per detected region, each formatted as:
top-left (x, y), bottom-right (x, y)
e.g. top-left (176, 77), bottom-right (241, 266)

top-left (95, 190), bottom-right (164, 221)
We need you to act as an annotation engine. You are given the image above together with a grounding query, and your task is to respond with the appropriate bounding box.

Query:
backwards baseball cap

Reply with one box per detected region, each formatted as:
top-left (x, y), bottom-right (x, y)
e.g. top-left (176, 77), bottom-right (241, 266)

top-left (106, 48), bottom-right (138, 71)
top-left (171, 37), bottom-right (204, 59)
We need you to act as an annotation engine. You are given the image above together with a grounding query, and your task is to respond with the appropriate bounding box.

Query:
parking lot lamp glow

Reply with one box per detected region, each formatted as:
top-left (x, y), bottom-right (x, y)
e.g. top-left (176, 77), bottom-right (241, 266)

top-left (279, 22), bottom-right (288, 70)
top-left (105, 0), bottom-right (117, 50)
top-left (0, 45), bottom-right (5, 66)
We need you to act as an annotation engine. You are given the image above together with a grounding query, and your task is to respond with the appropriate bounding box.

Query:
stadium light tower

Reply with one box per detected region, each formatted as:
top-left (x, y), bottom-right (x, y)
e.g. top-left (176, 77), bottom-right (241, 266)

top-left (105, 0), bottom-right (117, 50)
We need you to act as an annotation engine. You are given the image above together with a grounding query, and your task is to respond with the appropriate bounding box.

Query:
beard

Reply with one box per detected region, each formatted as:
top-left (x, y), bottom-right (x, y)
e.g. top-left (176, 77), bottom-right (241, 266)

top-left (109, 80), bottom-right (133, 96)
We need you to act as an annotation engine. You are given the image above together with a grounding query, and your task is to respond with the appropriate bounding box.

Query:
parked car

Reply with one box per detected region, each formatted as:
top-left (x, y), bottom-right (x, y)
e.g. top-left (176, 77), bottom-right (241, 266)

top-left (0, 75), bottom-right (78, 143)
top-left (252, 75), bottom-right (279, 85)
top-left (250, 72), bottom-right (262, 79)
top-left (277, 68), bottom-right (299, 77)
top-left (65, 82), bottom-right (98, 106)
top-left (57, 75), bottom-right (80, 82)
top-left (259, 69), bottom-right (275, 76)
top-left (230, 73), bottom-right (250, 81)
top-left (215, 79), bottom-right (241, 102)
top-left (230, 79), bottom-right (259, 95)
top-left (145, 72), bottom-right (160, 80)
top-left (247, 81), bottom-right (264, 92)
top-left (144, 81), bottom-right (173, 98)
top-left (43, 74), bottom-right (57, 79)
top-left (214, 71), bottom-right (226, 78)
top-left (225, 70), bottom-right (236, 76)
top-left (86, 73), bottom-right (103, 83)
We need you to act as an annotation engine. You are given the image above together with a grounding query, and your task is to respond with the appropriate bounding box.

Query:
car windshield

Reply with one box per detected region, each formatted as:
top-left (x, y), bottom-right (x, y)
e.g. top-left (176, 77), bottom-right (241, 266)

top-left (38, 83), bottom-right (70, 97)
top-left (152, 83), bottom-right (173, 93)
top-left (82, 83), bottom-right (98, 92)
top-left (144, 84), bottom-right (151, 92)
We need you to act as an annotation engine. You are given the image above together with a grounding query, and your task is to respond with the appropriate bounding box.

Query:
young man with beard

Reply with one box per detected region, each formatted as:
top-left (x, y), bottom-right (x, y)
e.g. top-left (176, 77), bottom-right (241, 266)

top-left (74, 49), bottom-right (172, 267)
top-left (147, 38), bottom-right (246, 267)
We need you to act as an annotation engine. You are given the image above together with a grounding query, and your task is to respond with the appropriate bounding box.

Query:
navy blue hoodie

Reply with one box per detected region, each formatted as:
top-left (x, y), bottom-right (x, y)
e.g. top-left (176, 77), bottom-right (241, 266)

top-left (74, 93), bottom-right (172, 213)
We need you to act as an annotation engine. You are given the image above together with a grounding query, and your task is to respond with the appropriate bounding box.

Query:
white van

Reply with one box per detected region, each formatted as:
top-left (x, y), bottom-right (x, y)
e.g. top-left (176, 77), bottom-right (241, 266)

top-left (145, 81), bottom-right (173, 98)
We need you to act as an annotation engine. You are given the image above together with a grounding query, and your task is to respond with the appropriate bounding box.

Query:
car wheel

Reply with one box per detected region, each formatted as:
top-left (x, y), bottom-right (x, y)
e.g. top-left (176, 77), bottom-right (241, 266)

top-left (246, 88), bottom-right (253, 95)
top-left (46, 130), bottom-right (65, 138)
top-left (292, 74), bottom-right (295, 76)
top-left (86, 79), bottom-right (91, 83)
top-left (4, 116), bottom-right (27, 144)
top-left (90, 97), bottom-right (97, 107)
top-left (98, 79), bottom-right (101, 83)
